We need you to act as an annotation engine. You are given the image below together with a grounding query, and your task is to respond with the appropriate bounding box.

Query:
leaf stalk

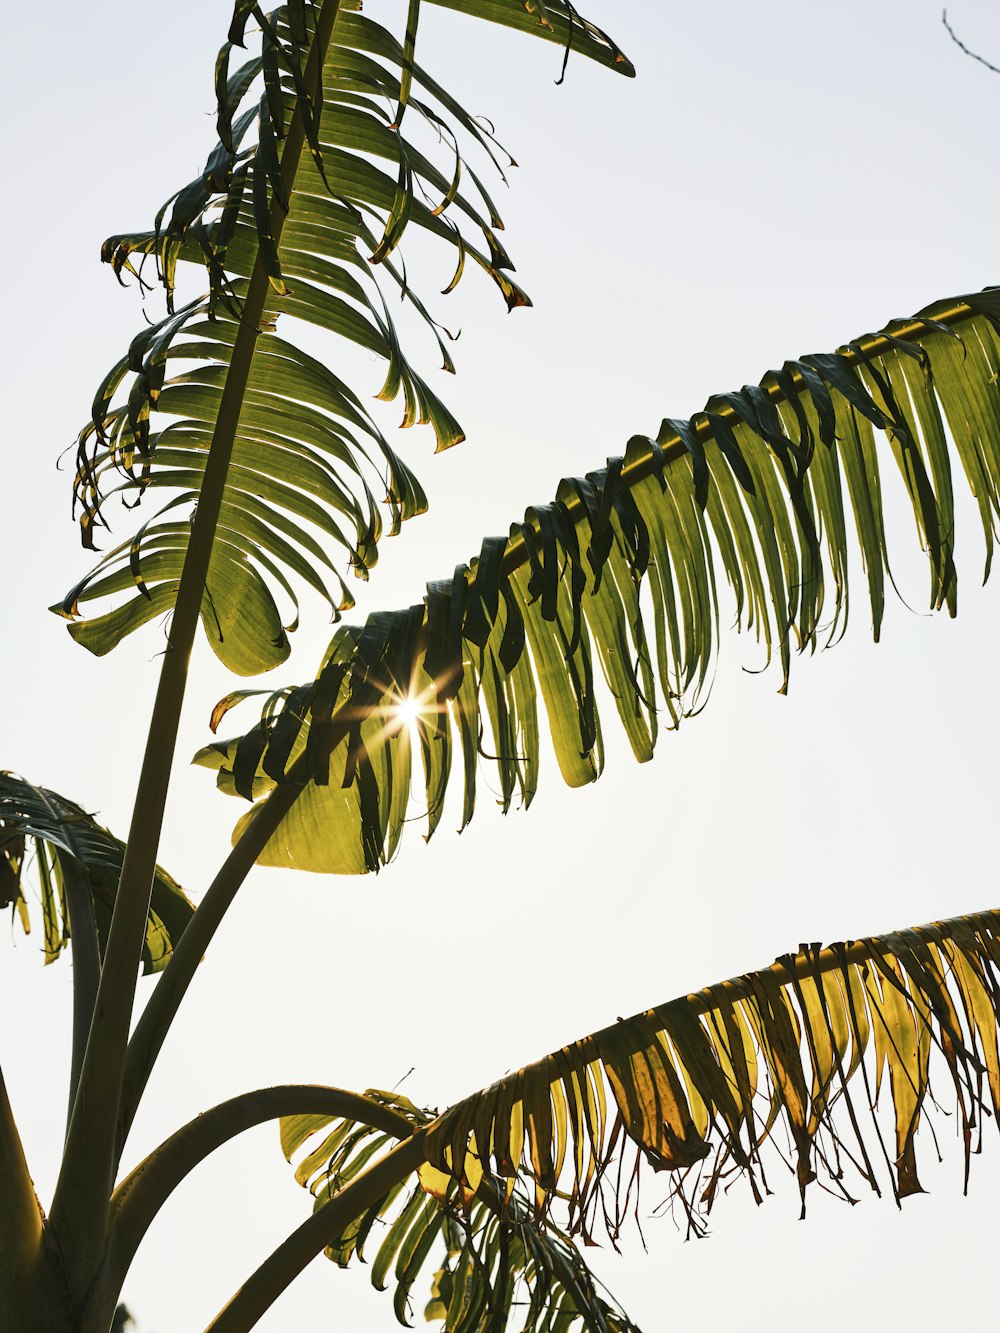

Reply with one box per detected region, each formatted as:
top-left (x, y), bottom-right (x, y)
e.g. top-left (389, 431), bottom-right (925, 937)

top-left (101, 1085), bottom-right (412, 1313)
top-left (61, 858), bottom-right (102, 1138)
top-left (205, 1130), bottom-right (429, 1332)
top-left (50, 0), bottom-right (344, 1295)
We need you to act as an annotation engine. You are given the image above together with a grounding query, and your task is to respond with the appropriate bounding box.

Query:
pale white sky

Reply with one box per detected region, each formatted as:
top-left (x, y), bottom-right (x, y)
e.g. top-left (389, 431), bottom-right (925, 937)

top-left (5, 1), bottom-right (1000, 1328)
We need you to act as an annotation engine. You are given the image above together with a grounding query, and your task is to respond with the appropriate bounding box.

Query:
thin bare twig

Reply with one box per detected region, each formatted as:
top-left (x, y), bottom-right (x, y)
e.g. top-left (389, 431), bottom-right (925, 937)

top-left (943, 9), bottom-right (1000, 76)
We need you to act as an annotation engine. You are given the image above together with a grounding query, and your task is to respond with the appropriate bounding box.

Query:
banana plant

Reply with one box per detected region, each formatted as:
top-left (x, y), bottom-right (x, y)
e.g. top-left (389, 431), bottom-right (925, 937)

top-left (3, 2), bottom-right (1000, 1331)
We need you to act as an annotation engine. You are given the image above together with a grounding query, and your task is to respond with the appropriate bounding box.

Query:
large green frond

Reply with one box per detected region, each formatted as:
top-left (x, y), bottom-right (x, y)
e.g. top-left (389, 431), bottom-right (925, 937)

top-left (281, 1091), bottom-right (640, 1330)
top-left (0, 773), bottom-right (193, 974)
top-left (198, 289), bottom-right (1000, 868)
top-left (419, 905), bottom-right (1000, 1242)
top-left (56, 0), bottom-right (629, 676)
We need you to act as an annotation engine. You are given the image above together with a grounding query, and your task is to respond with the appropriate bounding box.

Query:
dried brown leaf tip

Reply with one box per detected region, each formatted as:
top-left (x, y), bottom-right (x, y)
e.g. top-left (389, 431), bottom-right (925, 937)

top-left (424, 909), bottom-right (1000, 1240)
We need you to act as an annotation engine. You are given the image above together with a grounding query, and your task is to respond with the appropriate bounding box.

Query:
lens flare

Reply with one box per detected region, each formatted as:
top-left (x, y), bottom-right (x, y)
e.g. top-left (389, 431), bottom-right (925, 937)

top-left (392, 694), bottom-right (424, 728)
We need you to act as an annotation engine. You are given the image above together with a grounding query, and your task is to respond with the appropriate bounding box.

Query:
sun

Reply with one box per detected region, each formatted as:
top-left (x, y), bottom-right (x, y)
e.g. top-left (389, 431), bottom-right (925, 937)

top-left (392, 694), bottom-right (424, 728)
top-left (385, 679), bottom-right (447, 740)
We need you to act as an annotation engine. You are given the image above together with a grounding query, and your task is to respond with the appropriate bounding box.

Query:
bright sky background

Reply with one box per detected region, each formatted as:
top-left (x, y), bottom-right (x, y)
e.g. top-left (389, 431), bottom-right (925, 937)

top-left (5, 1), bottom-right (1000, 1328)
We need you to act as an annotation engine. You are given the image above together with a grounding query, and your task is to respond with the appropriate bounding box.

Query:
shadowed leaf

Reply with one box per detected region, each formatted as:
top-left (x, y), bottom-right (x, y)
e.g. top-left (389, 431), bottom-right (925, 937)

top-left (0, 773), bottom-right (193, 974)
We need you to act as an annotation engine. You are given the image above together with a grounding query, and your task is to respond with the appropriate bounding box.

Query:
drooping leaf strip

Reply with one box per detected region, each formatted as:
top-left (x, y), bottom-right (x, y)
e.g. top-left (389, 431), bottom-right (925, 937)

top-left (0, 773), bottom-right (193, 974)
top-left (280, 1091), bottom-right (640, 1331)
top-left (385, 907), bottom-right (1000, 1254)
top-left (424, 0), bottom-right (635, 80)
top-left (57, 3), bottom-right (629, 677)
top-left (199, 290), bottom-right (1000, 868)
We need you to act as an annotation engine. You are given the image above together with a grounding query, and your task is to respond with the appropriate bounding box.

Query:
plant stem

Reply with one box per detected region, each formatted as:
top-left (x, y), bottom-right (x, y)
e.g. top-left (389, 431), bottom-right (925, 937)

top-left (98, 1086), bottom-right (411, 1317)
top-left (120, 770), bottom-right (304, 1141)
top-left (0, 1068), bottom-right (43, 1303)
top-left (205, 1131), bottom-right (429, 1332)
top-left (61, 859), bottom-right (102, 1138)
top-left (502, 301), bottom-right (978, 576)
top-left (50, 0), bottom-right (344, 1294)
top-left (681, 905), bottom-right (1000, 1015)
top-left (121, 701), bottom-right (352, 1143)
top-left (0, 1070), bottom-right (79, 1329)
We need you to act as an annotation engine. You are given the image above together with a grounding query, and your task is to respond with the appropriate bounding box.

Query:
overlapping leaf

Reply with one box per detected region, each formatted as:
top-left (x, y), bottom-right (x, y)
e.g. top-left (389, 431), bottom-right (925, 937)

top-left (55, 1), bottom-right (631, 676)
top-left (281, 1091), bottom-right (639, 1331)
top-left (415, 907), bottom-right (1000, 1243)
top-left (0, 773), bottom-right (193, 973)
top-left (198, 290), bottom-right (1000, 867)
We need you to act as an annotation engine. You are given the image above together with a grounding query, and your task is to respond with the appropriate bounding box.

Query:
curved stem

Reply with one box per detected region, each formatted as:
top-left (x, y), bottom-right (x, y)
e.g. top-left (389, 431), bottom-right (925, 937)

top-left (205, 1131), bottom-right (429, 1332)
top-left (51, 0), bottom-right (345, 1293)
top-left (119, 776), bottom-right (304, 1145)
top-left (121, 686), bottom-right (353, 1144)
top-left (101, 1086), bottom-right (412, 1307)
